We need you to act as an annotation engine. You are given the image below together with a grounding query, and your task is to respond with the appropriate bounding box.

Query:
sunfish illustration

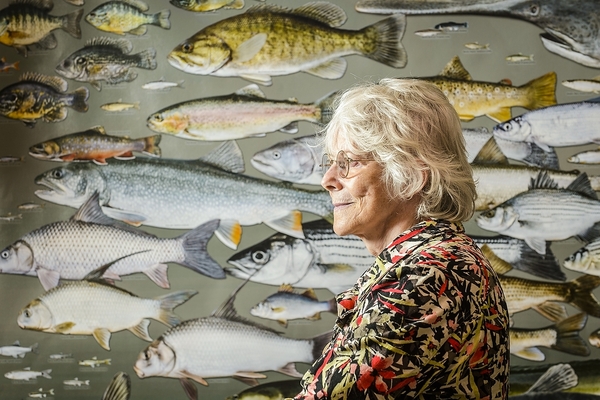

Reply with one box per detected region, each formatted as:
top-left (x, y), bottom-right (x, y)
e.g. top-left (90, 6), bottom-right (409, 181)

top-left (167, 2), bottom-right (406, 86)
top-left (0, 192), bottom-right (223, 290)
top-left (33, 141), bottom-right (333, 250)
top-left (355, 0), bottom-right (600, 69)
top-left (133, 285), bottom-right (332, 399)
top-left (564, 237), bottom-right (600, 277)
top-left (85, 0), bottom-right (171, 35)
top-left (17, 258), bottom-right (198, 350)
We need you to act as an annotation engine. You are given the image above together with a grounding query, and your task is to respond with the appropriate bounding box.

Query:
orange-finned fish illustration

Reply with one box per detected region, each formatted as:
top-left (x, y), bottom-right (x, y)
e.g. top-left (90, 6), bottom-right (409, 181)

top-left (29, 126), bottom-right (161, 165)
top-left (0, 57), bottom-right (19, 72)
top-left (0, 72), bottom-right (89, 127)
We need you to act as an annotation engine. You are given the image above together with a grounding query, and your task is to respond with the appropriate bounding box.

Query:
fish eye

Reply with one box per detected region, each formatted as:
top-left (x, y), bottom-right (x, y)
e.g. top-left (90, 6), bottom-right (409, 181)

top-left (529, 3), bottom-right (540, 15)
top-left (0, 249), bottom-right (9, 259)
top-left (251, 250), bottom-right (269, 265)
top-left (7, 94), bottom-right (18, 103)
top-left (501, 123), bottom-right (512, 131)
top-left (483, 209), bottom-right (496, 218)
top-left (143, 350), bottom-right (149, 360)
top-left (152, 114), bottom-right (163, 122)
top-left (51, 169), bottom-right (64, 179)
top-left (75, 57), bottom-right (87, 66)
top-left (24, 309), bottom-right (31, 318)
top-left (182, 43), bottom-right (193, 53)
top-left (271, 151), bottom-right (281, 160)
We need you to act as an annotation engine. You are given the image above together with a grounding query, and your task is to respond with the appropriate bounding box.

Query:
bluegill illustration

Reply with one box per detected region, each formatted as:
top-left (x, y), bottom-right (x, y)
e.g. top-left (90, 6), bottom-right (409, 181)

top-left (250, 284), bottom-right (336, 327)
top-left (0, 72), bottom-right (89, 127)
top-left (0, 56), bottom-right (19, 72)
top-left (168, 2), bottom-right (406, 86)
top-left (510, 359), bottom-right (600, 395)
top-left (0, 0), bottom-right (82, 56)
top-left (4, 367), bottom-right (51, 381)
top-left (0, 340), bottom-right (38, 358)
top-left (56, 37), bottom-right (157, 91)
top-left (133, 285), bottom-right (332, 396)
top-left (510, 312), bottom-right (589, 361)
top-left (170, 0), bottom-right (244, 12)
top-left (29, 125), bottom-right (161, 165)
top-left (147, 85), bottom-right (337, 141)
top-left (251, 134), bottom-right (324, 185)
top-left (477, 172), bottom-right (600, 254)
top-left (17, 258), bottom-right (198, 350)
top-left (355, 0), bottom-right (600, 69)
top-left (226, 379), bottom-right (301, 400)
top-left (33, 141), bottom-right (333, 250)
top-left (493, 100), bottom-right (600, 152)
top-left (404, 56), bottom-right (556, 122)
top-left (86, 0), bottom-right (170, 35)
top-left (562, 77), bottom-right (600, 93)
top-left (0, 192), bottom-right (224, 290)
top-left (102, 372), bottom-right (130, 400)
top-left (227, 219), bottom-right (371, 294)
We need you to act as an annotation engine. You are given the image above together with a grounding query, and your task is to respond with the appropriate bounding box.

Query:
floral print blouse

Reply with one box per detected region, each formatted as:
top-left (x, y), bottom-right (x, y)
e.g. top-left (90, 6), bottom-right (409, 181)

top-left (293, 219), bottom-right (510, 400)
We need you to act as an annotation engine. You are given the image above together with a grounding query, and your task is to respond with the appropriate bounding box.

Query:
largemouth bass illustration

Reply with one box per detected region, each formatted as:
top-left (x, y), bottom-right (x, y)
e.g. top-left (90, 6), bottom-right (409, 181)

top-left (0, 192), bottom-right (224, 290)
top-left (17, 258), bottom-right (197, 350)
top-left (33, 141), bottom-right (333, 250)
top-left (355, 0), bottom-right (600, 69)
top-left (167, 2), bottom-right (407, 85)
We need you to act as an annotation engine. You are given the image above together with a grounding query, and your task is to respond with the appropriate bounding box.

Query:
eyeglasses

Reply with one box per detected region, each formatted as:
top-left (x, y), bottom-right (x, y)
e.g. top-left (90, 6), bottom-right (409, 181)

top-left (320, 150), bottom-right (373, 178)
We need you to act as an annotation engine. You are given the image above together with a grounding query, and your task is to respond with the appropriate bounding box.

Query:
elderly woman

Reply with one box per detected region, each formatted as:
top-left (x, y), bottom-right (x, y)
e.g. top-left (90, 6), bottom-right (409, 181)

top-left (292, 79), bottom-right (510, 400)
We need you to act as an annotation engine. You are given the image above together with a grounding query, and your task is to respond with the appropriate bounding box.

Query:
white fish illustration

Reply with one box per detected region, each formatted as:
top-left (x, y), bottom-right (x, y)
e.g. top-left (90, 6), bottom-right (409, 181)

top-left (79, 357), bottom-right (111, 368)
top-left (0, 340), bottom-right (38, 358)
top-left (63, 377), bottom-right (90, 386)
top-left (4, 367), bottom-right (51, 381)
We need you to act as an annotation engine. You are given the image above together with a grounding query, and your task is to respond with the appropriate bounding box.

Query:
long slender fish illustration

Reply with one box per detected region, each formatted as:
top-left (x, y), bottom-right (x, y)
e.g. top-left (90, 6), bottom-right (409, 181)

top-left (355, 0), bottom-right (600, 69)
top-left (33, 141), bottom-right (333, 250)
top-left (167, 2), bottom-right (406, 85)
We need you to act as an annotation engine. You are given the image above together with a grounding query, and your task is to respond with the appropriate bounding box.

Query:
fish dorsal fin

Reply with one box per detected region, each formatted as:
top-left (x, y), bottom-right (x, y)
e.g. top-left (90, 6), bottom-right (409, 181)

top-left (235, 84), bottom-right (265, 98)
top-left (121, 0), bottom-right (149, 11)
top-left (12, 0), bottom-right (53, 11)
top-left (20, 72), bottom-right (67, 93)
top-left (278, 283), bottom-right (294, 293)
top-left (86, 37), bottom-right (133, 54)
top-left (12, 340), bottom-right (21, 346)
top-left (246, 3), bottom-right (289, 13)
top-left (293, 2), bottom-right (347, 27)
top-left (301, 288), bottom-right (318, 300)
top-left (82, 251), bottom-right (151, 282)
top-left (439, 56), bottom-right (472, 81)
top-left (473, 137), bottom-right (509, 165)
top-left (529, 171), bottom-right (558, 191)
top-left (89, 125), bottom-right (107, 134)
top-left (566, 172), bottom-right (598, 199)
top-left (199, 141), bottom-right (245, 173)
top-left (525, 363), bottom-right (578, 394)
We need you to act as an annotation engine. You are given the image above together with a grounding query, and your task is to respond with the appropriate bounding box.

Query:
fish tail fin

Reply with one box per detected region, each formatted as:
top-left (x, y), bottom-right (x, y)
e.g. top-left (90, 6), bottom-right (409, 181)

top-left (516, 241), bottom-right (566, 281)
top-left (136, 48), bottom-right (158, 70)
top-left (142, 135), bottom-right (162, 157)
top-left (156, 290), bottom-right (197, 327)
top-left (327, 298), bottom-right (337, 313)
top-left (568, 275), bottom-right (600, 317)
top-left (179, 219), bottom-right (226, 279)
top-left (71, 87), bottom-right (90, 113)
top-left (362, 14), bottom-right (407, 68)
top-left (61, 8), bottom-right (83, 39)
top-left (42, 369), bottom-right (52, 379)
top-left (314, 90), bottom-right (338, 125)
top-left (31, 343), bottom-right (39, 354)
top-left (153, 9), bottom-right (171, 30)
top-left (311, 331), bottom-right (333, 360)
top-left (13, 61), bottom-right (20, 70)
top-left (522, 71), bottom-right (557, 110)
top-left (552, 312), bottom-right (590, 356)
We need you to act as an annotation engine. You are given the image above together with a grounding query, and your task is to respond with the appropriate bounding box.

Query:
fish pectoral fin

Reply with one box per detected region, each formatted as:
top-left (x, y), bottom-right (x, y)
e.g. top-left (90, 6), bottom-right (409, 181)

top-left (277, 362), bottom-right (302, 378)
top-left (93, 328), bottom-right (112, 351)
top-left (101, 206), bottom-right (147, 227)
top-left (307, 312), bottom-right (321, 321)
top-left (487, 108), bottom-right (512, 123)
top-left (44, 107), bottom-right (67, 123)
top-left (55, 322), bottom-right (75, 333)
top-left (513, 347), bottom-right (545, 361)
top-left (479, 244), bottom-right (512, 275)
top-left (215, 219), bottom-right (242, 250)
top-left (304, 58), bottom-right (347, 80)
top-left (143, 263), bottom-right (170, 288)
top-left (128, 319), bottom-right (152, 341)
top-left (457, 113), bottom-right (475, 121)
top-left (91, 81), bottom-right (102, 91)
top-left (279, 121), bottom-right (298, 134)
top-left (264, 211), bottom-right (304, 239)
top-left (179, 370), bottom-right (208, 386)
top-left (179, 378), bottom-right (199, 400)
top-left (524, 237), bottom-right (548, 255)
top-left (239, 74), bottom-right (272, 86)
top-left (534, 302), bottom-right (568, 323)
top-left (129, 25), bottom-right (147, 36)
top-left (37, 269), bottom-right (61, 291)
top-left (277, 319), bottom-right (289, 328)
top-left (234, 33), bottom-right (267, 63)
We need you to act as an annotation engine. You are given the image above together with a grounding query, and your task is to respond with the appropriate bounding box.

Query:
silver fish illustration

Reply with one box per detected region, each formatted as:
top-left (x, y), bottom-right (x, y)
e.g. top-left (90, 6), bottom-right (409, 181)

top-left (0, 340), bottom-right (38, 358)
top-left (464, 41), bottom-right (490, 50)
top-left (568, 148), bottom-right (600, 164)
top-left (146, 85), bottom-right (337, 141)
top-left (562, 77), bottom-right (600, 93)
top-left (227, 219), bottom-right (372, 294)
top-left (510, 312), bottom-right (589, 361)
top-left (506, 53), bottom-right (534, 62)
top-left (226, 379), bottom-right (301, 400)
top-left (0, 212), bottom-right (22, 221)
top-left (102, 372), bottom-right (130, 400)
top-left (434, 21), bottom-right (468, 31)
top-left (167, 3), bottom-right (406, 86)
top-left (355, 0), bottom-right (600, 68)
top-left (4, 367), bottom-right (51, 381)
top-left (0, 155), bottom-right (24, 163)
top-left (0, 192), bottom-right (224, 290)
top-left (17, 260), bottom-right (197, 350)
top-left (250, 284), bottom-right (336, 327)
top-left (49, 352), bottom-right (71, 360)
top-left (55, 37), bottom-right (157, 91)
top-left (28, 388), bottom-right (54, 398)
top-left (142, 78), bottom-right (184, 90)
top-left (79, 357), bottom-right (111, 368)
top-left (510, 363), bottom-right (580, 399)
top-left (564, 237), bottom-right (600, 276)
top-left (133, 286), bottom-right (331, 397)
top-left (510, 359), bottom-right (600, 395)
top-left (18, 202), bottom-right (45, 211)
top-left (414, 28), bottom-right (445, 37)
top-left (63, 377), bottom-right (90, 386)
top-left (493, 100), bottom-right (600, 151)
top-left (85, 0), bottom-right (171, 35)
top-left (477, 172), bottom-right (600, 254)
top-left (33, 141), bottom-right (333, 250)
top-left (251, 134), bottom-right (323, 185)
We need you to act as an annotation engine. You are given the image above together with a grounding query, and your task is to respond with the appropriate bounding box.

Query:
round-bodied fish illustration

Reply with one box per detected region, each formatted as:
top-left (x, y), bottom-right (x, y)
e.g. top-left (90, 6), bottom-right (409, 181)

top-left (56, 37), bottom-right (157, 91)
top-left (17, 258), bottom-right (197, 350)
top-left (0, 72), bottom-right (89, 127)
top-left (0, 0), bottom-right (83, 56)
top-left (167, 2), bottom-right (407, 85)
top-left (29, 125), bottom-right (161, 164)
top-left (86, 0), bottom-right (170, 35)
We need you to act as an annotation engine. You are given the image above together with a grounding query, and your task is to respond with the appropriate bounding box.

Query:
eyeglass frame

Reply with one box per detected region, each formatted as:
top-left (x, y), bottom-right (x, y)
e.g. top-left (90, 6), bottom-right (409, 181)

top-left (320, 150), bottom-right (374, 178)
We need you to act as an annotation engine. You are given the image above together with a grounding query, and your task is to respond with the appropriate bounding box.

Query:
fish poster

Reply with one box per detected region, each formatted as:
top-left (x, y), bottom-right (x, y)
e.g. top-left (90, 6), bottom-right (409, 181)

top-left (2, 0), bottom-right (600, 398)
